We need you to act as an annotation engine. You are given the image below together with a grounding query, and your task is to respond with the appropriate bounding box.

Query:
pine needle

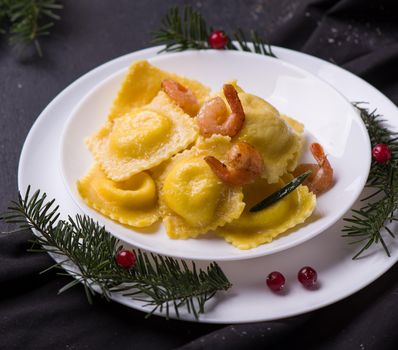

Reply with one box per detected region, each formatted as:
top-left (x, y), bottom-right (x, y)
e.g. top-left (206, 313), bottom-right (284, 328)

top-left (152, 6), bottom-right (275, 57)
top-left (342, 103), bottom-right (398, 259)
top-left (0, 187), bottom-right (232, 319)
top-left (0, 0), bottom-right (63, 56)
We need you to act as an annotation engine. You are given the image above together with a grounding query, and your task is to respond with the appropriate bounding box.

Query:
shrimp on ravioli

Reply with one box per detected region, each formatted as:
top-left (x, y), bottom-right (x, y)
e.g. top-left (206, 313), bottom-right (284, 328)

top-left (86, 60), bottom-right (211, 181)
top-left (108, 60), bottom-right (210, 121)
top-left (154, 135), bottom-right (245, 239)
top-left (205, 82), bottom-right (304, 184)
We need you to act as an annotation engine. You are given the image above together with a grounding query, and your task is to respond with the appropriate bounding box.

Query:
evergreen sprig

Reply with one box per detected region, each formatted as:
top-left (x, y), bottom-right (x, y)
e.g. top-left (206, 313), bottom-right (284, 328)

top-left (152, 6), bottom-right (275, 57)
top-left (0, 187), bottom-right (232, 319)
top-left (342, 103), bottom-right (398, 259)
top-left (0, 0), bottom-right (63, 56)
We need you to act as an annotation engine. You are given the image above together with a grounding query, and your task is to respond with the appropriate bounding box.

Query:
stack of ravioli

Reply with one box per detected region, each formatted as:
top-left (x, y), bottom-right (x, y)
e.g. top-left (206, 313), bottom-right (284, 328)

top-left (78, 60), bottom-right (316, 250)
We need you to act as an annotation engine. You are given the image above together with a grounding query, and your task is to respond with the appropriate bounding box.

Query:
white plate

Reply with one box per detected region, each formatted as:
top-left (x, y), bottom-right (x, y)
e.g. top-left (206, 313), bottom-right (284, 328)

top-left (18, 46), bottom-right (398, 323)
top-left (60, 50), bottom-right (370, 261)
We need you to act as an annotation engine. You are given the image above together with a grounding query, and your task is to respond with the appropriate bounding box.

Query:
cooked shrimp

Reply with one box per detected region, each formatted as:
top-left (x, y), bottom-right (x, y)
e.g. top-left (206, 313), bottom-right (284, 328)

top-left (161, 79), bottom-right (200, 117)
top-left (196, 84), bottom-right (245, 137)
top-left (205, 142), bottom-right (264, 186)
top-left (293, 143), bottom-right (334, 195)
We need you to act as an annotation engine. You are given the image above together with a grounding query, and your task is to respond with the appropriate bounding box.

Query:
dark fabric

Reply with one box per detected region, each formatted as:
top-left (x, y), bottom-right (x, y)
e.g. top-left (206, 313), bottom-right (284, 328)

top-left (1, 0), bottom-right (398, 349)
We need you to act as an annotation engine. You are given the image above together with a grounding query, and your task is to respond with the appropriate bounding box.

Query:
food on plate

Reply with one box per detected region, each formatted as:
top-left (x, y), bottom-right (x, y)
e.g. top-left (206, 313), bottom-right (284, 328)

top-left (196, 84), bottom-right (245, 137)
top-left (249, 169), bottom-right (312, 212)
top-left (77, 165), bottom-right (159, 227)
top-left (86, 90), bottom-right (199, 181)
top-left (219, 83), bottom-right (304, 183)
top-left (78, 60), bottom-right (334, 249)
top-left (205, 141), bottom-right (264, 186)
top-left (161, 78), bottom-right (200, 117)
top-left (293, 142), bottom-right (334, 195)
top-left (107, 60), bottom-right (210, 121)
top-left (216, 175), bottom-right (316, 249)
top-left (155, 135), bottom-right (245, 239)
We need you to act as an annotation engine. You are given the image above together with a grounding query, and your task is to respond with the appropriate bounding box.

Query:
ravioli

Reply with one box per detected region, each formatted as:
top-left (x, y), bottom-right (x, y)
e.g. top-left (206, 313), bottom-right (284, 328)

top-left (280, 114), bottom-right (304, 172)
top-left (155, 135), bottom-right (245, 239)
top-left (217, 175), bottom-right (316, 249)
top-left (86, 91), bottom-right (199, 181)
top-left (214, 83), bottom-right (303, 183)
top-left (108, 60), bottom-right (211, 120)
top-left (77, 165), bottom-right (160, 227)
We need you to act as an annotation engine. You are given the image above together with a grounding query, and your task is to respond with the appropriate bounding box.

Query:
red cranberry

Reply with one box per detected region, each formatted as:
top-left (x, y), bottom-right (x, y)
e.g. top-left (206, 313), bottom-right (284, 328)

top-left (372, 144), bottom-right (391, 163)
top-left (266, 271), bottom-right (286, 291)
top-left (298, 266), bottom-right (317, 288)
top-left (116, 249), bottom-right (136, 269)
top-left (208, 30), bottom-right (229, 49)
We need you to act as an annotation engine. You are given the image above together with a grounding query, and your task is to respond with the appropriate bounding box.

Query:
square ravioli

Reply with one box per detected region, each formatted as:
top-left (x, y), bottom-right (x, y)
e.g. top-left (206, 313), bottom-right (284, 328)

top-left (108, 60), bottom-right (210, 120)
top-left (217, 175), bottom-right (316, 249)
top-left (77, 165), bottom-right (160, 228)
top-left (86, 91), bottom-right (199, 181)
top-left (154, 135), bottom-right (245, 239)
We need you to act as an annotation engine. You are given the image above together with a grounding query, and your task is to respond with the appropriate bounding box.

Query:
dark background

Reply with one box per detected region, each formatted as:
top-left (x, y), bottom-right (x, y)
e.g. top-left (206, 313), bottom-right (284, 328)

top-left (1, 0), bottom-right (398, 349)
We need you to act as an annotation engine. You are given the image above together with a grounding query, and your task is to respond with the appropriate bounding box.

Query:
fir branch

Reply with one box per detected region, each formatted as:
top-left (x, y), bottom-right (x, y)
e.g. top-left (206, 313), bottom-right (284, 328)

top-left (227, 28), bottom-right (276, 57)
top-left (0, 0), bottom-right (63, 56)
top-left (152, 6), bottom-right (209, 52)
top-left (0, 187), bottom-right (232, 319)
top-left (152, 6), bottom-right (275, 57)
top-left (342, 103), bottom-right (398, 259)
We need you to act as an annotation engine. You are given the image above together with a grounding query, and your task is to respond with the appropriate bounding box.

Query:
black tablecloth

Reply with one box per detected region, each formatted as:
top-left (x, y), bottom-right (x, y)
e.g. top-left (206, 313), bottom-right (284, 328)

top-left (1, 1), bottom-right (398, 349)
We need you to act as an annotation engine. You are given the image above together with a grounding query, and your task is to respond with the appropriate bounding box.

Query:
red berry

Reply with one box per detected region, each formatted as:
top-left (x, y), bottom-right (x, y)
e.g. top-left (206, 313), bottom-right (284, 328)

top-left (372, 143), bottom-right (391, 163)
top-left (298, 266), bottom-right (317, 288)
top-left (116, 249), bottom-right (136, 269)
top-left (208, 30), bottom-right (229, 49)
top-left (266, 271), bottom-right (286, 291)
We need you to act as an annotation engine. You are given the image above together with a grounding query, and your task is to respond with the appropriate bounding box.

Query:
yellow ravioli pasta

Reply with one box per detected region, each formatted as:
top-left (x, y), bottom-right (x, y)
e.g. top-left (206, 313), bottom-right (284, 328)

top-left (86, 91), bottom-right (199, 181)
top-left (77, 165), bottom-right (160, 227)
top-left (155, 135), bottom-right (245, 239)
top-left (280, 114), bottom-right (304, 172)
top-left (108, 60), bottom-right (211, 120)
top-left (217, 175), bottom-right (316, 249)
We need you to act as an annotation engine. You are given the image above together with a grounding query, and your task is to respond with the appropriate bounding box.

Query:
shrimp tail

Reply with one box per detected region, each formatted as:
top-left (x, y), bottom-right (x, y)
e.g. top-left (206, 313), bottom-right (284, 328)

top-left (294, 142), bottom-right (334, 195)
top-left (204, 156), bottom-right (231, 183)
top-left (311, 142), bottom-right (333, 173)
top-left (223, 84), bottom-right (245, 137)
top-left (161, 79), bottom-right (187, 93)
top-left (204, 156), bottom-right (249, 186)
top-left (161, 79), bottom-right (200, 117)
top-left (310, 143), bottom-right (326, 165)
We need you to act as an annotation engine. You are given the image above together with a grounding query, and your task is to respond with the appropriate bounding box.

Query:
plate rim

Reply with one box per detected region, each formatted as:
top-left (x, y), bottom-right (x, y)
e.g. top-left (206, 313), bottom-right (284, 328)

top-left (58, 49), bottom-right (371, 261)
